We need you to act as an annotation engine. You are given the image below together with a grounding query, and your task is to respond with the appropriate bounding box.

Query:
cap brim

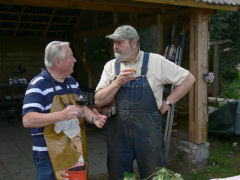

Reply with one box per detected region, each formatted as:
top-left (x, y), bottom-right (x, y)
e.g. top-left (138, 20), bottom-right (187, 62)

top-left (105, 34), bottom-right (126, 41)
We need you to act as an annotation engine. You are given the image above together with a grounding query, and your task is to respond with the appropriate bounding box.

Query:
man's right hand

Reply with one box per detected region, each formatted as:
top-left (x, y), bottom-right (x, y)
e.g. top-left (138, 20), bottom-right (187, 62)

top-left (115, 69), bottom-right (136, 86)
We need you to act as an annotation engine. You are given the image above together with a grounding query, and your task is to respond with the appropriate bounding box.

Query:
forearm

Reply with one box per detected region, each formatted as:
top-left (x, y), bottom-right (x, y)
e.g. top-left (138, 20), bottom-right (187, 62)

top-left (82, 106), bottom-right (107, 128)
top-left (167, 73), bottom-right (195, 104)
top-left (95, 80), bottom-right (121, 107)
top-left (22, 111), bottom-right (65, 128)
top-left (82, 106), bottom-right (95, 124)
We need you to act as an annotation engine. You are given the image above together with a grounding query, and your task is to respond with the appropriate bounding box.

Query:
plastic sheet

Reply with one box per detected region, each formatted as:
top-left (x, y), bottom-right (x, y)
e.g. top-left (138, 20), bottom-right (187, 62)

top-left (208, 100), bottom-right (240, 136)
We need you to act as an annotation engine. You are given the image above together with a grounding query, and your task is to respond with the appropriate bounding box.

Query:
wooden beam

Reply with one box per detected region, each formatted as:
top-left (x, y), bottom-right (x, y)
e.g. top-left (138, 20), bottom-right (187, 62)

top-left (0, 0), bottom-right (165, 14)
top-left (14, 6), bottom-right (25, 36)
top-left (209, 39), bottom-right (232, 45)
top-left (42, 8), bottom-right (56, 37)
top-left (72, 16), bottom-right (156, 38)
top-left (132, 0), bottom-right (239, 11)
top-left (189, 8), bottom-right (210, 144)
top-left (0, 27), bottom-right (73, 33)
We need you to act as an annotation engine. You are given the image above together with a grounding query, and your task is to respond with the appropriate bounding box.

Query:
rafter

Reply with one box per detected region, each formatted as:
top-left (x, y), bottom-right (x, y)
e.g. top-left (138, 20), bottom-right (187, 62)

top-left (42, 8), bottom-right (56, 37)
top-left (0, 0), bottom-right (167, 14)
top-left (14, 6), bottom-right (25, 36)
top-left (74, 11), bottom-right (86, 32)
top-left (131, 0), bottom-right (238, 11)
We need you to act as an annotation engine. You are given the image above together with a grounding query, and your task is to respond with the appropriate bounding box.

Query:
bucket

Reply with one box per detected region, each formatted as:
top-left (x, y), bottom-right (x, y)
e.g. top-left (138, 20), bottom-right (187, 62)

top-left (63, 165), bottom-right (87, 180)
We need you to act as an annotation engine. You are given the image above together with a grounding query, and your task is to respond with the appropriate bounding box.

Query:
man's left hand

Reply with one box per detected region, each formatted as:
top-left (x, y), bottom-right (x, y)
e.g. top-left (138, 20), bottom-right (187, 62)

top-left (160, 100), bottom-right (170, 115)
top-left (92, 108), bottom-right (107, 128)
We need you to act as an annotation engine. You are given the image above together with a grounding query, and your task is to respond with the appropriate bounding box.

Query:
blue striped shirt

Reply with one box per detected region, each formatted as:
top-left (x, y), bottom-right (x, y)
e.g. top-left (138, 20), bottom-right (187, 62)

top-left (22, 68), bottom-right (83, 159)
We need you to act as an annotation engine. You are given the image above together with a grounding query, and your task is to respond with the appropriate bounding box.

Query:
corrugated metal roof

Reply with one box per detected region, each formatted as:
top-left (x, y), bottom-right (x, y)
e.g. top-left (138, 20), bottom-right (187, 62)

top-left (197, 0), bottom-right (240, 6)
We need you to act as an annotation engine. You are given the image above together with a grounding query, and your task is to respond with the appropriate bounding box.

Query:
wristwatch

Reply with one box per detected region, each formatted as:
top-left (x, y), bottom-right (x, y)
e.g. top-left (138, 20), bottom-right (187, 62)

top-left (165, 99), bottom-right (172, 107)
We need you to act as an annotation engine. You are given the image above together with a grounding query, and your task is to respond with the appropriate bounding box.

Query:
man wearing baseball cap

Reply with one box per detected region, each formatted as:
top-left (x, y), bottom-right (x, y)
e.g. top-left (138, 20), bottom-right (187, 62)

top-left (95, 25), bottom-right (195, 179)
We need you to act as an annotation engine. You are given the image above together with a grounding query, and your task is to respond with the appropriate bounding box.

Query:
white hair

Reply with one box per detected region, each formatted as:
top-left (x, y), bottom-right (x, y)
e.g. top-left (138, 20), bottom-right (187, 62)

top-left (44, 41), bottom-right (70, 67)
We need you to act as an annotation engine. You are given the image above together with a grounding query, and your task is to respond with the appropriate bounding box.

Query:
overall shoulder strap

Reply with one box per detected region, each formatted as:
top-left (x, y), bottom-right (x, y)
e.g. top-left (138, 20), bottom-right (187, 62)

top-left (115, 59), bottom-right (120, 76)
top-left (141, 52), bottom-right (150, 75)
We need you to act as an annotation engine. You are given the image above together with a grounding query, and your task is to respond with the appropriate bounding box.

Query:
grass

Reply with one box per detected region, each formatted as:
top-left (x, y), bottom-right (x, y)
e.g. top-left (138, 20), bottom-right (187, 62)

top-left (167, 136), bottom-right (240, 180)
top-left (89, 136), bottom-right (240, 180)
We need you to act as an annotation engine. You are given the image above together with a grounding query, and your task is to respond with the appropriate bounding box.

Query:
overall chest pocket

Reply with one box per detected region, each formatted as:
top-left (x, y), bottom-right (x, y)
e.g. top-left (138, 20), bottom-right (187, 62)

top-left (127, 78), bottom-right (144, 104)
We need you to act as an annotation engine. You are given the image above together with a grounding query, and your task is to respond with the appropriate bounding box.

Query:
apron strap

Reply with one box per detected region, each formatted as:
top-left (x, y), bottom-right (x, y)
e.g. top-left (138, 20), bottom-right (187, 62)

top-left (66, 79), bottom-right (74, 94)
top-left (45, 69), bottom-right (76, 108)
top-left (45, 69), bottom-right (58, 95)
top-left (46, 69), bottom-right (74, 95)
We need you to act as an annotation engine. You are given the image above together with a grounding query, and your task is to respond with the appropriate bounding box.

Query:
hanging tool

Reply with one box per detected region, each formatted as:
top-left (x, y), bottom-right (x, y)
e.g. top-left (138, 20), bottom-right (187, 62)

top-left (163, 21), bottom-right (186, 162)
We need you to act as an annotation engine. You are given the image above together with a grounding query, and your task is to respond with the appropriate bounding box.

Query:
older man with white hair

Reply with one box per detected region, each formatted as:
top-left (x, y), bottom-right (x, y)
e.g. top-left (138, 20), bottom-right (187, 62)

top-left (22, 41), bottom-right (107, 180)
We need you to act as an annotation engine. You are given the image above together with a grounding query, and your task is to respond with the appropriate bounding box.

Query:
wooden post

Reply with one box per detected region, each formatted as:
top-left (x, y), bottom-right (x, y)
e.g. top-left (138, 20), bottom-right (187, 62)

top-left (156, 14), bottom-right (163, 55)
top-left (114, 12), bottom-right (118, 27)
top-left (209, 40), bottom-right (232, 97)
top-left (213, 44), bottom-right (219, 97)
top-left (189, 8), bottom-right (211, 144)
top-left (72, 41), bottom-right (97, 87)
top-left (0, 40), bottom-right (6, 82)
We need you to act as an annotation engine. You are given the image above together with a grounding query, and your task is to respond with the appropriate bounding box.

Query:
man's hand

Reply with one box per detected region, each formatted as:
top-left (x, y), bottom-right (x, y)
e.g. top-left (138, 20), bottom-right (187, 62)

top-left (101, 100), bottom-right (116, 117)
top-left (92, 108), bottom-right (107, 128)
top-left (115, 69), bottom-right (136, 86)
top-left (160, 100), bottom-right (170, 115)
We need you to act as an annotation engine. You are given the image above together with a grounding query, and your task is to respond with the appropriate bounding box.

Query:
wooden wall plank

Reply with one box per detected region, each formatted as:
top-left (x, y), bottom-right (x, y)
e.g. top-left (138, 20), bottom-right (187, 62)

top-left (156, 14), bottom-right (163, 54)
top-left (0, 41), bottom-right (6, 82)
top-left (0, 39), bottom-right (45, 83)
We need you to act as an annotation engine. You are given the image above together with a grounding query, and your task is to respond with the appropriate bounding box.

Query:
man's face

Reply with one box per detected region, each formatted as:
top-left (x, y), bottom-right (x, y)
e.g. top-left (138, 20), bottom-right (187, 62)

top-left (113, 39), bottom-right (134, 61)
top-left (58, 46), bottom-right (76, 76)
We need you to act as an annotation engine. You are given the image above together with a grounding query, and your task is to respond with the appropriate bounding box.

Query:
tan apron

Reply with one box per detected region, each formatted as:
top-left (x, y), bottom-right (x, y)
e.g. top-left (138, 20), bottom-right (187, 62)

top-left (44, 92), bottom-right (87, 179)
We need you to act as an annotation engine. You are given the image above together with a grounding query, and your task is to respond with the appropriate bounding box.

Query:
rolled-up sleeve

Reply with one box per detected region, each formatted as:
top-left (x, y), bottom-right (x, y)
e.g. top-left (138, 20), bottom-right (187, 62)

top-left (95, 60), bottom-right (116, 92)
top-left (160, 58), bottom-right (189, 86)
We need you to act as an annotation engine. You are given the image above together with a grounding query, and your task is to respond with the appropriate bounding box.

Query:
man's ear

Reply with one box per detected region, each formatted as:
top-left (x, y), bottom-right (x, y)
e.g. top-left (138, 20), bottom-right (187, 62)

top-left (53, 58), bottom-right (61, 67)
top-left (132, 39), bottom-right (138, 48)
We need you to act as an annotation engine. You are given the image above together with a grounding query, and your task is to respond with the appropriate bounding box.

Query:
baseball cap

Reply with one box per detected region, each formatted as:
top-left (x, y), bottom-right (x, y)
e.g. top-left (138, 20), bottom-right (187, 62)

top-left (106, 25), bottom-right (139, 41)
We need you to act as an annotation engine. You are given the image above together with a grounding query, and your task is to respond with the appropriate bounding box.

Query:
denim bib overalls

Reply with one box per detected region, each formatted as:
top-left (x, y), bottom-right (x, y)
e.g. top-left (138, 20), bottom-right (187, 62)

top-left (107, 52), bottom-right (165, 179)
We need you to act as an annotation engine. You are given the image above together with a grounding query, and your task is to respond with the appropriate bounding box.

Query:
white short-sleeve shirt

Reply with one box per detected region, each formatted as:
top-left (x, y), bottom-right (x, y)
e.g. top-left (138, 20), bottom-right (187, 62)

top-left (95, 50), bottom-right (189, 109)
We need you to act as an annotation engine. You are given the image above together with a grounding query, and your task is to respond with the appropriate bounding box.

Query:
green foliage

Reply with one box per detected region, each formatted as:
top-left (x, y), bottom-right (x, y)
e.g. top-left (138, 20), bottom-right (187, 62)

top-left (221, 71), bottom-right (240, 99)
top-left (145, 168), bottom-right (184, 180)
top-left (210, 9), bottom-right (240, 97)
top-left (123, 172), bottom-right (136, 180)
top-left (218, 102), bottom-right (227, 108)
top-left (167, 137), bottom-right (240, 180)
top-left (123, 168), bottom-right (183, 180)
top-left (84, 36), bottom-right (112, 61)
top-left (210, 9), bottom-right (240, 42)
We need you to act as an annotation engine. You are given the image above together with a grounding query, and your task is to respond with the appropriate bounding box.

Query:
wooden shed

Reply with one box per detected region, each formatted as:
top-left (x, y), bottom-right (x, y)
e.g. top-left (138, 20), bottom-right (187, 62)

top-left (0, 0), bottom-right (239, 145)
